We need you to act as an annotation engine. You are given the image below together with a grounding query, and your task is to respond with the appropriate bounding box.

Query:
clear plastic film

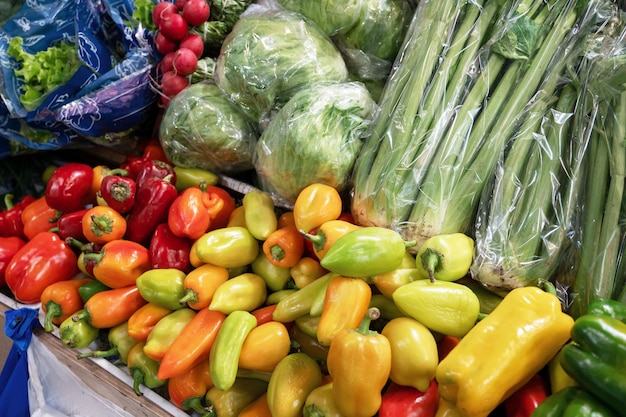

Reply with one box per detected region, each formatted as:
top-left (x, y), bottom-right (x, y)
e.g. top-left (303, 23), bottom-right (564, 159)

top-left (254, 81), bottom-right (376, 204)
top-left (213, 1), bottom-right (349, 125)
top-left (554, 5), bottom-right (626, 317)
top-left (159, 81), bottom-right (258, 175)
top-left (350, 0), bottom-right (601, 253)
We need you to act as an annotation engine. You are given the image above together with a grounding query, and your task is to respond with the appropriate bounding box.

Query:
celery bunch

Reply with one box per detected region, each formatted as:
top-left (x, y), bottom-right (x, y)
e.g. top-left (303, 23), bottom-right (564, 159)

top-left (351, 0), bottom-right (596, 253)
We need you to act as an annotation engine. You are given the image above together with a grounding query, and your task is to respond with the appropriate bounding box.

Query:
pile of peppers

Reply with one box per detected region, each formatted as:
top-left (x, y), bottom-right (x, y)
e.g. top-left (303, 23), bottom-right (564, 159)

top-left (2, 140), bottom-right (625, 417)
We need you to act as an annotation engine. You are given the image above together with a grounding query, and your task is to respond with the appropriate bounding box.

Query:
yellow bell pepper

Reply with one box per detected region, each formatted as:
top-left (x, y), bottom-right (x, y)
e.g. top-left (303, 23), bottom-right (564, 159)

top-left (435, 284), bottom-right (574, 417)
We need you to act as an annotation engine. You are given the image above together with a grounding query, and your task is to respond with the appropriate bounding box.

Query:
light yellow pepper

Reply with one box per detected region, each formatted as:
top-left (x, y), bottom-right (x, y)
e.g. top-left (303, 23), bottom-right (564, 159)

top-left (435, 285), bottom-right (574, 417)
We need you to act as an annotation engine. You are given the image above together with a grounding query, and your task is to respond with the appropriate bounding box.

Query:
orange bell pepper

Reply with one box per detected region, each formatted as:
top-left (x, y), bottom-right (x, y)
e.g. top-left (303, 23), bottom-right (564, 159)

top-left (178, 263), bottom-right (230, 310)
top-left (5, 231), bottom-right (78, 304)
top-left (262, 226), bottom-right (305, 268)
top-left (72, 285), bottom-right (147, 329)
top-left (238, 321), bottom-right (291, 373)
top-left (83, 240), bottom-right (151, 288)
top-left (301, 219), bottom-right (361, 260)
top-left (127, 302), bottom-right (173, 342)
top-left (157, 309), bottom-right (226, 380)
top-left (168, 359), bottom-right (214, 413)
top-left (168, 184), bottom-right (224, 240)
top-left (293, 183), bottom-right (343, 235)
top-left (81, 205), bottom-right (127, 244)
top-left (21, 196), bottom-right (58, 240)
top-left (40, 277), bottom-right (92, 332)
top-left (316, 276), bottom-right (372, 346)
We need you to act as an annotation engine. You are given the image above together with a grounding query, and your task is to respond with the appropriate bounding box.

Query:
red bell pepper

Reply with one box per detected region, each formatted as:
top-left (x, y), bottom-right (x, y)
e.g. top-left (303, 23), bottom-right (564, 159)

top-left (82, 239), bottom-right (151, 288)
top-left (120, 157), bottom-right (148, 181)
top-left (379, 380), bottom-right (439, 417)
top-left (50, 208), bottom-right (89, 241)
top-left (0, 194), bottom-right (36, 239)
top-left (125, 175), bottom-right (179, 245)
top-left (504, 374), bottom-right (549, 417)
top-left (98, 174), bottom-right (137, 214)
top-left (0, 236), bottom-right (26, 287)
top-left (21, 196), bottom-right (59, 240)
top-left (134, 159), bottom-right (176, 190)
top-left (149, 222), bottom-right (192, 272)
top-left (45, 162), bottom-right (94, 213)
top-left (5, 231), bottom-right (79, 304)
top-left (141, 138), bottom-right (171, 164)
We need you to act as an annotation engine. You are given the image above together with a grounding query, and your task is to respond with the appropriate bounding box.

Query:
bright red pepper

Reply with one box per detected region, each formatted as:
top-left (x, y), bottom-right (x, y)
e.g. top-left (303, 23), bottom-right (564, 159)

top-left (135, 159), bottom-right (176, 190)
top-left (141, 138), bottom-right (171, 164)
top-left (125, 175), bottom-right (179, 245)
top-left (0, 236), bottom-right (26, 287)
top-left (379, 380), bottom-right (439, 417)
top-left (45, 162), bottom-right (94, 213)
top-left (21, 196), bottom-right (59, 240)
top-left (504, 374), bottom-right (549, 417)
top-left (120, 156), bottom-right (148, 181)
top-left (82, 239), bottom-right (151, 288)
top-left (98, 175), bottom-right (137, 214)
top-left (50, 208), bottom-right (89, 241)
top-left (149, 223), bottom-right (192, 272)
top-left (5, 231), bottom-right (79, 304)
top-left (0, 194), bottom-right (36, 239)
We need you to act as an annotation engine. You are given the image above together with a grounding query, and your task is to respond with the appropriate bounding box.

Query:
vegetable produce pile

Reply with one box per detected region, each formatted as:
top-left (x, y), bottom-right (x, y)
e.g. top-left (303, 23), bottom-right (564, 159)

top-left (1, 0), bottom-right (626, 416)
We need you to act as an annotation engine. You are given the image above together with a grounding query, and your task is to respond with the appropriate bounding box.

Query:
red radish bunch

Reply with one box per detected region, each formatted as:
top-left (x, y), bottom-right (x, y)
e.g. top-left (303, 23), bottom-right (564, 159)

top-left (152, 0), bottom-right (210, 106)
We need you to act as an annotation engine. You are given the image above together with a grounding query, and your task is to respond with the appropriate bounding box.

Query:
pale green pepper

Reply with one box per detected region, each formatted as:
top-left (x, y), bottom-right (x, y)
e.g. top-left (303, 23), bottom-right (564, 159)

top-left (415, 233), bottom-right (474, 282)
top-left (195, 227), bottom-right (259, 269)
top-left (392, 280), bottom-right (480, 337)
top-left (209, 273), bottom-right (267, 314)
top-left (243, 189), bottom-right (278, 241)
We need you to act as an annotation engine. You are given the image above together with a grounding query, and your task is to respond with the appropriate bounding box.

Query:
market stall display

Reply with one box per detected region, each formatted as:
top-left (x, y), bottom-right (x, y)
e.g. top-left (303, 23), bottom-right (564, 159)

top-left (1, 0), bottom-right (626, 416)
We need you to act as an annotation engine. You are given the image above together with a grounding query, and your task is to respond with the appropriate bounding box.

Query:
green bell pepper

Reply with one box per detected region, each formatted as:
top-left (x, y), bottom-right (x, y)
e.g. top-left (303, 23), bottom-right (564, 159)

top-left (77, 321), bottom-right (138, 364)
top-left (78, 280), bottom-right (111, 303)
top-left (59, 309), bottom-right (99, 349)
top-left (570, 314), bottom-right (626, 371)
top-left (532, 386), bottom-right (618, 417)
top-left (209, 310), bottom-right (258, 391)
top-left (587, 298), bottom-right (626, 322)
top-left (320, 226), bottom-right (413, 278)
top-left (136, 268), bottom-right (186, 310)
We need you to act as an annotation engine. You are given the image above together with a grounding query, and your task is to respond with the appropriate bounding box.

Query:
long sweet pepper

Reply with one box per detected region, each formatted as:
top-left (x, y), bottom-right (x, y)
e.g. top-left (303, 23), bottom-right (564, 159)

top-left (194, 226), bottom-right (259, 269)
top-left (242, 189), bottom-right (278, 241)
top-left (59, 310), bottom-right (99, 349)
top-left (301, 219), bottom-right (361, 260)
top-left (173, 166), bottom-right (219, 192)
top-left (208, 273), bottom-right (267, 314)
top-left (5, 231), bottom-right (78, 304)
top-left (126, 302), bottom-right (173, 342)
top-left (267, 352), bottom-right (323, 417)
top-left (327, 307), bottom-right (391, 417)
top-left (40, 277), bottom-right (92, 332)
top-left (136, 268), bottom-right (187, 310)
top-left (72, 285), bottom-right (147, 329)
top-left (158, 309), bottom-right (226, 380)
top-left (51, 208), bottom-right (89, 241)
top-left (78, 321), bottom-right (139, 365)
top-left (205, 377), bottom-right (268, 417)
top-left (143, 307), bottom-right (196, 361)
top-left (127, 342), bottom-right (167, 396)
top-left (168, 359), bottom-right (214, 413)
top-left (251, 252), bottom-right (292, 292)
top-left (272, 272), bottom-right (335, 323)
top-left (436, 285), bottom-right (574, 417)
top-left (178, 263), bottom-right (229, 310)
top-left (262, 225), bottom-right (305, 269)
top-left (238, 321), bottom-right (291, 373)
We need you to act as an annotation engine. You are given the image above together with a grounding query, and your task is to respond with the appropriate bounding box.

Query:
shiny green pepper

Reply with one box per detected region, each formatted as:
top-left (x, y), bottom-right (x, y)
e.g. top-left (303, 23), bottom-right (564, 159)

top-left (59, 309), bottom-right (99, 349)
top-left (173, 166), bottom-right (219, 192)
top-left (195, 227), bottom-right (259, 269)
top-left (532, 386), bottom-right (618, 417)
top-left (78, 321), bottom-right (138, 364)
top-left (243, 189), bottom-right (278, 241)
top-left (251, 251), bottom-right (292, 292)
top-left (210, 310), bottom-right (258, 391)
top-left (78, 280), bottom-right (110, 303)
top-left (320, 226), bottom-right (412, 278)
top-left (136, 268), bottom-right (186, 310)
top-left (127, 342), bottom-right (167, 396)
top-left (415, 233), bottom-right (474, 282)
top-left (392, 280), bottom-right (480, 337)
top-left (272, 272), bottom-right (335, 323)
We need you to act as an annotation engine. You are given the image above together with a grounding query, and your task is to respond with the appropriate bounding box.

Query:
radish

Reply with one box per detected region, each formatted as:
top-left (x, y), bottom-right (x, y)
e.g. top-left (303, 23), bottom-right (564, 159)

top-left (158, 11), bottom-right (189, 41)
top-left (182, 0), bottom-right (210, 27)
top-left (152, 1), bottom-right (178, 28)
top-left (154, 31), bottom-right (179, 54)
top-left (159, 51), bottom-right (177, 73)
top-left (175, 0), bottom-right (188, 12)
top-left (179, 33), bottom-right (204, 58)
top-left (161, 70), bottom-right (190, 98)
top-left (172, 47), bottom-right (198, 76)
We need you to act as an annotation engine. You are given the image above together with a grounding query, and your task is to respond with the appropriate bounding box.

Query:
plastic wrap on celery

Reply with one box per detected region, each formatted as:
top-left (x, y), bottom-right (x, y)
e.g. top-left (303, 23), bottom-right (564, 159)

top-left (213, 6), bottom-right (348, 125)
top-left (471, 85), bottom-right (584, 292)
top-left (351, 0), bottom-right (591, 252)
top-left (253, 82), bottom-right (376, 204)
top-left (159, 81), bottom-right (259, 175)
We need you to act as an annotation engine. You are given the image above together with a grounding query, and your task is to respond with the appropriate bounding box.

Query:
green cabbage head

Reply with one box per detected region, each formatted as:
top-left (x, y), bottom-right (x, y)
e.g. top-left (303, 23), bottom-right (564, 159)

top-left (276, 0), bottom-right (363, 36)
top-left (254, 82), bottom-right (376, 203)
top-left (214, 8), bottom-right (349, 124)
top-left (159, 82), bottom-right (258, 174)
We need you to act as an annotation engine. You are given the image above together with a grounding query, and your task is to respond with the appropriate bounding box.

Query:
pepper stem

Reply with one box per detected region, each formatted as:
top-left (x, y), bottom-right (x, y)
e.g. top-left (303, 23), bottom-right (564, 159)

top-left (77, 346), bottom-right (119, 360)
top-left (130, 368), bottom-right (145, 396)
top-left (270, 244), bottom-right (286, 261)
top-left (181, 396), bottom-right (210, 414)
top-left (178, 288), bottom-right (199, 306)
top-left (299, 229), bottom-right (325, 251)
top-left (420, 248), bottom-right (442, 283)
top-left (538, 279), bottom-right (557, 296)
top-left (43, 301), bottom-right (61, 333)
top-left (3, 194), bottom-right (15, 210)
top-left (356, 307), bottom-right (380, 334)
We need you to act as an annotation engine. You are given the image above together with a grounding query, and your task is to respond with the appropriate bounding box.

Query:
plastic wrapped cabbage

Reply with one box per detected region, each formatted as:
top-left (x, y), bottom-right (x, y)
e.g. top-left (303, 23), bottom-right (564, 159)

top-left (276, 0), bottom-right (363, 36)
top-left (159, 82), bottom-right (258, 174)
top-left (214, 7), bottom-right (349, 124)
top-left (254, 82), bottom-right (376, 203)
